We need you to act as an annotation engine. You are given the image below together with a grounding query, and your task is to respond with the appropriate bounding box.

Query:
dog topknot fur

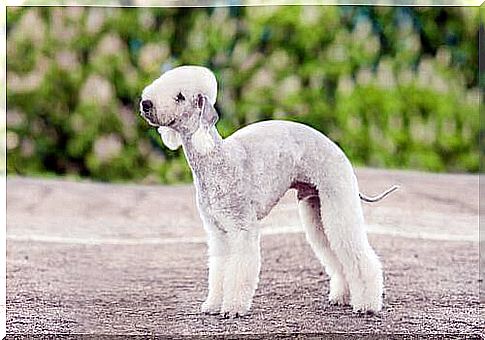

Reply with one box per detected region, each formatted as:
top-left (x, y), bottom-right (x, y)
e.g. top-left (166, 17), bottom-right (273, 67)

top-left (140, 65), bottom-right (386, 318)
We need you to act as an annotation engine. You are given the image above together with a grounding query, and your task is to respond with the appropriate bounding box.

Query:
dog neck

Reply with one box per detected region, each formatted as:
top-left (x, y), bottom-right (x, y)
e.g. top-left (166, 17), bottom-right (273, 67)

top-left (181, 125), bottom-right (223, 173)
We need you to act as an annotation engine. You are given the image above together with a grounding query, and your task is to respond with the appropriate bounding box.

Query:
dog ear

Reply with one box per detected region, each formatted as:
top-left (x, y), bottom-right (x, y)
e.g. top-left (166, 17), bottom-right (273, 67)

top-left (196, 93), bottom-right (218, 130)
top-left (157, 126), bottom-right (182, 150)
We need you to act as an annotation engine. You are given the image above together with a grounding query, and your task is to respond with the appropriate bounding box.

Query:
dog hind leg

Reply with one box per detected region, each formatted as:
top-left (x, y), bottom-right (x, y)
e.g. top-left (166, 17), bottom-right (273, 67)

top-left (297, 187), bottom-right (350, 306)
top-left (318, 181), bottom-right (384, 313)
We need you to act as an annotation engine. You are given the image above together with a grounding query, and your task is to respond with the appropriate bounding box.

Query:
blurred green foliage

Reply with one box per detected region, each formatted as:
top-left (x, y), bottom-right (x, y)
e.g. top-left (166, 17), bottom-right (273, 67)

top-left (6, 6), bottom-right (479, 183)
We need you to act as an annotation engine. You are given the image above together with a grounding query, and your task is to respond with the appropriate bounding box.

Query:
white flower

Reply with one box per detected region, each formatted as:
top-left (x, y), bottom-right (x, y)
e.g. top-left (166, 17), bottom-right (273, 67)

top-left (436, 47), bottom-right (451, 67)
top-left (417, 58), bottom-right (444, 91)
top-left (250, 68), bottom-right (274, 89)
top-left (356, 68), bottom-right (373, 86)
top-left (231, 42), bottom-right (250, 66)
top-left (327, 44), bottom-right (347, 63)
top-left (7, 109), bottom-right (25, 128)
top-left (119, 105), bottom-right (137, 140)
top-left (8, 57), bottom-right (50, 92)
top-left (79, 74), bottom-right (114, 106)
top-left (121, 62), bottom-right (139, 88)
top-left (246, 5), bottom-right (278, 19)
top-left (278, 75), bottom-right (301, 97)
top-left (397, 68), bottom-right (414, 85)
top-left (348, 116), bottom-right (362, 130)
top-left (139, 43), bottom-right (170, 73)
top-left (240, 52), bottom-right (262, 71)
top-left (137, 140), bottom-right (152, 157)
top-left (403, 34), bottom-right (421, 54)
top-left (11, 9), bottom-right (45, 44)
top-left (466, 88), bottom-right (479, 106)
top-left (66, 7), bottom-right (84, 21)
top-left (309, 73), bottom-right (324, 90)
top-left (94, 33), bottom-right (124, 58)
top-left (20, 138), bottom-right (35, 157)
top-left (86, 8), bottom-right (106, 34)
top-left (364, 35), bottom-right (380, 56)
top-left (139, 9), bottom-right (156, 30)
top-left (397, 14), bottom-right (414, 36)
top-left (56, 50), bottom-right (79, 72)
top-left (389, 115), bottom-right (403, 130)
top-left (300, 6), bottom-right (321, 25)
top-left (6, 132), bottom-right (19, 150)
top-left (352, 17), bottom-right (372, 41)
top-left (50, 8), bottom-right (78, 42)
top-left (431, 76), bottom-right (448, 93)
top-left (376, 59), bottom-right (395, 88)
top-left (93, 134), bottom-right (123, 163)
top-left (337, 75), bottom-right (354, 95)
top-left (212, 7), bottom-right (229, 25)
top-left (269, 50), bottom-right (291, 71)
top-left (273, 110), bottom-right (287, 118)
top-left (51, 8), bottom-right (65, 32)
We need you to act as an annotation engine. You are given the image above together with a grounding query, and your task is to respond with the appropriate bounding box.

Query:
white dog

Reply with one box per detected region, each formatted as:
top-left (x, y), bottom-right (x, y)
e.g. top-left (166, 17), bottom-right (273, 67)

top-left (140, 65), bottom-right (397, 318)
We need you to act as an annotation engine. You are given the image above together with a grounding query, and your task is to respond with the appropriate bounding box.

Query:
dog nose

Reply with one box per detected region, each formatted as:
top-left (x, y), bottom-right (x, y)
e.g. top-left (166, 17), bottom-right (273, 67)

top-left (141, 100), bottom-right (153, 113)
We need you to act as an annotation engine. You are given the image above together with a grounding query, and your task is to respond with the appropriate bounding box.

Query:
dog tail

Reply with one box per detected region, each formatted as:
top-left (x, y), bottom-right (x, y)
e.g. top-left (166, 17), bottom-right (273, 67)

top-left (359, 185), bottom-right (399, 203)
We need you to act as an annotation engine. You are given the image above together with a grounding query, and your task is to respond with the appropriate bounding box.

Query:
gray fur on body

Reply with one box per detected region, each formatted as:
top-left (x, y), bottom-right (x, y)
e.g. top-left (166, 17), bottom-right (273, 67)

top-left (140, 65), bottom-right (388, 318)
top-left (185, 120), bottom-right (358, 228)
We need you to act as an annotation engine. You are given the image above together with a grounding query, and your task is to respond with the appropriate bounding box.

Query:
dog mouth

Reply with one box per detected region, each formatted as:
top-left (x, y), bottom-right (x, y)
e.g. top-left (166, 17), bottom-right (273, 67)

top-left (141, 114), bottom-right (159, 127)
top-left (140, 108), bottom-right (158, 125)
top-left (140, 109), bottom-right (176, 127)
top-left (165, 119), bottom-right (176, 127)
top-left (139, 102), bottom-right (177, 128)
top-left (141, 115), bottom-right (176, 129)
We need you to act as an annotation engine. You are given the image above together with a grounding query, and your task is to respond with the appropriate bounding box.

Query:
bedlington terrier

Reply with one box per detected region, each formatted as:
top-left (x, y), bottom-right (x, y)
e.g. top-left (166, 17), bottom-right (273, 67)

top-left (139, 65), bottom-right (397, 318)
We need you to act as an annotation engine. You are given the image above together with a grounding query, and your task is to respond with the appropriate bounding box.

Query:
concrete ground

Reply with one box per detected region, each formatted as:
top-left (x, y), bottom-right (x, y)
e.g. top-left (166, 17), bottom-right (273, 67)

top-left (6, 168), bottom-right (483, 336)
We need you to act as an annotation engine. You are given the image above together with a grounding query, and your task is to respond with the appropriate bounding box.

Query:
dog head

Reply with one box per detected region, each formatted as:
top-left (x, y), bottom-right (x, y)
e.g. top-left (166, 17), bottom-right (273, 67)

top-left (140, 65), bottom-right (219, 150)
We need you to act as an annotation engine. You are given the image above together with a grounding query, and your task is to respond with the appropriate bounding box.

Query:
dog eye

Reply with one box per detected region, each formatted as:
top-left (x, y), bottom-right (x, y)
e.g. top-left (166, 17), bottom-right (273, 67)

top-left (175, 92), bottom-right (185, 103)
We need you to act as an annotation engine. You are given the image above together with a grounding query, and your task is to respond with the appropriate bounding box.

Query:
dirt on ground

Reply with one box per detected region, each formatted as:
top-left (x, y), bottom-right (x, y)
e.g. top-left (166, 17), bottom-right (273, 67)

top-left (6, 168), bottom-right (483, 337)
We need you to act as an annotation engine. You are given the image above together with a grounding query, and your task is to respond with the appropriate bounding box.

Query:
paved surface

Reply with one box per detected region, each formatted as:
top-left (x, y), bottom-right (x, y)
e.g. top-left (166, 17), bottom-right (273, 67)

top-left (6, 168), bottom-right (483, 336)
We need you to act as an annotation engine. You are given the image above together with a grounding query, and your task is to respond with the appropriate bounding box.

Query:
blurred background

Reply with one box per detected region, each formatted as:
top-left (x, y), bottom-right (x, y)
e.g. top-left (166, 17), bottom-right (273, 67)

top-left (6, 6), bottom-right (479, 184)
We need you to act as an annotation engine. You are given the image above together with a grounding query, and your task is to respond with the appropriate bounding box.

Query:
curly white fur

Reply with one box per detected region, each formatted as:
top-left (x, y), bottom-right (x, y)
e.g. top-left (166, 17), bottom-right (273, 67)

top-left (140, 65), bottom-right (384, 318)
top-left (157, 126), bottom-right (182, 150)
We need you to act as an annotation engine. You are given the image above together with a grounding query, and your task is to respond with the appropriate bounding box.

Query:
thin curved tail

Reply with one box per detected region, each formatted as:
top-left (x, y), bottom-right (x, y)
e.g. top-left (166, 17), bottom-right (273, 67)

top-left (359, 185), bottom-right (399, 203)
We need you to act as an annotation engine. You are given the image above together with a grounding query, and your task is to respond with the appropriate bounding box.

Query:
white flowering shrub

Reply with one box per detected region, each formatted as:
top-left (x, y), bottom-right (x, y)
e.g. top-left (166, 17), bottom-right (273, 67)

top-left (6, 6), bottom-right (479, 183)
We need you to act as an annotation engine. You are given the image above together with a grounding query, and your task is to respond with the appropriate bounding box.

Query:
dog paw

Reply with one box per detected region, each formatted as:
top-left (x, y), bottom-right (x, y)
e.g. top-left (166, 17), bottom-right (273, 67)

top-left (220, 303), bottom-right (250, 318)
top-left (328, 292), bottom-right (350, 306)
top-left (221, 311), bottom-right (246, 319)
top-left (201, 300), bottom-right (221, 315)
top-left (351, 299), bottom-right (382, 314)
top-left (328, 275), bottom-right (350, 306)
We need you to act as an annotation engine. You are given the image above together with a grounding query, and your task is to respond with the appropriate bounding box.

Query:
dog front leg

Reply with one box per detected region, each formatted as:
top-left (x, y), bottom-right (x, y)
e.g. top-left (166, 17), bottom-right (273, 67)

top-left (220, 228), bottom-right (261, 318)
top-left (201, 230), bottom-right (227, 314)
